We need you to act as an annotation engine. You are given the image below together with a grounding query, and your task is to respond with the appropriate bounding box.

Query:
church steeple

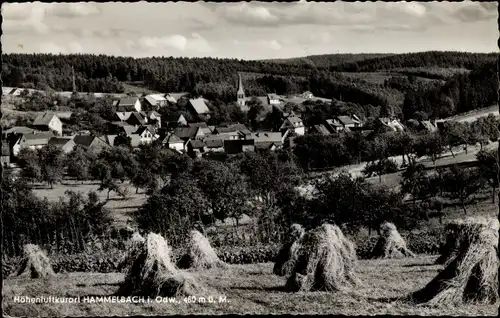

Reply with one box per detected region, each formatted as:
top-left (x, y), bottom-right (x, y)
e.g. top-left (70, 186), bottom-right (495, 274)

top-left (237, 73), bottom-right (246, 107)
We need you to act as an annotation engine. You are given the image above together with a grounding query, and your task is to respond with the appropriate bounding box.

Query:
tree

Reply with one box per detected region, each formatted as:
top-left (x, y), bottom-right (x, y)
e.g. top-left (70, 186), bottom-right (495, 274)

top-left (66, 146), bottom-right (91, 182)
top-left (476, 148), bottom-right (499, 203)
top-left (247, 97), bottom-right (265, 130)
top-left (17, 148), bottom-right (42, 184)
top-left (135, 175), bottom-right (209, 244)
top-left (38, 145), bottom-right (65, 188)
top-left (192, 160), bottom-right (249, 224)
top-left (413, 132), bottom-right (445, 165)
top-left (400, 162), bottom-right (434, 205)
top-left (114, 135), bottom-right (132, 148)
top-left (440, 121), bottom-right (468, 158)
top-left (440, 166), bottom-right (484, 214)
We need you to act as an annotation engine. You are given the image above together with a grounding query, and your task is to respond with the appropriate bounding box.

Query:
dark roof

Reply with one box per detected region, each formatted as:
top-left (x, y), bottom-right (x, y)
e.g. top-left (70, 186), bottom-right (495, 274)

top-left (117, 97), bottom-right (139, 107)
top-left (164, 134), bottom-right (183, 144)
top-left (126, 112), bottom-right (147, 125)
top-left (205, 139), bottom-right (224, 148)
top-left (48, 137), bottom-right (73, 146)
top-left (337, 116), bottom-right (356, 126)
top-left (312, 124), bottom-right (331, 135)
top-left (3, 126), bottom-right (37, 135)
top-left (189, 139), bottom-right (205, 149)
top-left (287, 116), bottom-right (303, 124)
top-left (73, 135), bottom-right (96, 147)
top-left (188, 122), bottom-right (208, 128)
top-left (174, 126), bottom-right (199, 140)
top-left (251, 132), bottom-right (282, 144)
top-left (19, 132), bottom-right (55, 146)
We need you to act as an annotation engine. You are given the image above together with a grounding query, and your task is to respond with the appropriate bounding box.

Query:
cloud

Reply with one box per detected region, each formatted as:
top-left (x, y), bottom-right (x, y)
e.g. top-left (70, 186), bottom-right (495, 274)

top-left (213, 1), bottom-right (497, 31)
top-left (187, 33), bottom-right (214, 53)
top-left (258, 40), bottom-right (281, 51)
top-left (39, 42), bottom-right (67, 54)
top-left (2, 4), bottom-right (49, 35)
top-left (137, 35), bottom-right (188, 51)
top-left (46, 3), bottom-right (102, 18)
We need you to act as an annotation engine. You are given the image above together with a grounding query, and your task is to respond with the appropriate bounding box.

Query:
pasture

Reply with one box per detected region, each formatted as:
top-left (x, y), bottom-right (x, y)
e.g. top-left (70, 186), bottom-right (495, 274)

top-left (3, 256), bottom-right (497, 316)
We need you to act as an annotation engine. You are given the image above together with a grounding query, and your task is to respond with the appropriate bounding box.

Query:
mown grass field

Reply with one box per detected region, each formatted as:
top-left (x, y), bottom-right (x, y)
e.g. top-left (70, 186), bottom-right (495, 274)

top-left (3, 256), bottom-right (497, 316)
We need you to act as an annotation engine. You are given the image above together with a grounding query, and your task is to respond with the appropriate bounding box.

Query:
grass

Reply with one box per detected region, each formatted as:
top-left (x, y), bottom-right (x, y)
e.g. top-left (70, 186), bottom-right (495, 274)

top-left (3, 256), bottom-right (497, 316)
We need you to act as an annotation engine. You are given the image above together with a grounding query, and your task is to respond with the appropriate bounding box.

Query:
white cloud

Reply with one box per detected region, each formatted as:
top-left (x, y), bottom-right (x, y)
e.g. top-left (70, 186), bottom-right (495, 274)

top-left (187, 33), bottom-right (214, 53)
top-left (138, 35), bottom-right (188, 51)
top-left (46, 3), bottom-right (102, 18)
top-left (39, 42), bottom-right (67, 54)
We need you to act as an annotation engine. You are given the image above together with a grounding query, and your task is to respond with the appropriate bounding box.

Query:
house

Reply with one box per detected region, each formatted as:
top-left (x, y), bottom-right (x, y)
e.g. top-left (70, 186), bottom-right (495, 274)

top-left (165, 114), bottom-right (188, 128)
top-left (73, 135), bottom-right (111, 154)
top-left (212, 123), bottom-right (251, 140)
top-left (125, 112), bottom-right (147, 127)
top-left (187, 139), bottom-right (206, 158)
top-left (325, 119), bottom-right (344, 133)
top-left (144, 94), bottom-right (168, 108)
top-left (223, 139), bottom-right (246, 154)
top-left (302, 91), bottom-right (314, 99)
top-left (205, 137), bottom-right (225, 153)
top-left (187, 98), bottom-right (210, 118)
top-left (279, 115), bottom-right (305, 136)
top-left (162, 133), bottom-right (185, 152)
top-left (379, 117), bottom-right (405, 132)
top-left (33, 112), bottom-right (63, 136)
top-left (1, 142), bottom-right (10, 167)
top-left (53, 111), bottom-right (73, 120)
top-left (165, 92), bottom-right (189, 104)
top-left (336, 116), bottom-right (360, 129)
top-left (48, 137), bottom-right (76, 153)
top-left (145, 111), bottom-right (162, 128)
top-left (104, 134), bottom-right (118, 147)
top-left (251, 132), bottom-right (283, 151)
top-left (129, 135), bottom-right (143, 148)
top-left (108, 121), bottom-right (139, 135)
top-left (12, 131), bottom-right (55, 156)
top-left (2, 126), bottom-right (38, 138)
top-left (134, 126), bottom-right (156, 144)
top-left (420, 120), bottom-right (438, 133)
top-left (115, 97), bottom-right (142, 112)
top-left (267, 94), bottom-right (281, 105)
top-left (309, 124), bottom-right (331, 135)
top-left (173, 126), bottom-right (205, 143)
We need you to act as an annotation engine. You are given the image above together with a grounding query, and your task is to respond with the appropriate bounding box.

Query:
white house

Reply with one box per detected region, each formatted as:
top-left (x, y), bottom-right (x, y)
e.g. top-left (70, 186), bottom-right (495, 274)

top-left (162, 133), bottom-right (184, 152)
top-left (267, 94), bottom-right (281, 105)
top-left (279, 115), bottom-right (305, 136)
top-left (12, 132), bottom-right (55, 156)
top-left (144, 94), bottom-right (168, 108)
top-left (379, 117), bottom-right (405, 132)
top-left (115, 97), bottom-right (142, 113)
top-left (134, 126), bottom-right (156, 144)
top-left (33, 113), bottom-right (63, 136)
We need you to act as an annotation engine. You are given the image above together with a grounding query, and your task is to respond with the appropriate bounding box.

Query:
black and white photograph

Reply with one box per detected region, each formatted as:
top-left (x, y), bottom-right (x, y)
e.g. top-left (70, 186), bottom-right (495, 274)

top-left (1, 1), bottom-right (499, 316)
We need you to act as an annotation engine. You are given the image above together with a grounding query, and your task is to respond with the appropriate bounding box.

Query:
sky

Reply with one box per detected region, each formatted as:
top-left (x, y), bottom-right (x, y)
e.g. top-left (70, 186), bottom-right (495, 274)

top-left (2, 1), bottom-right (498, 60)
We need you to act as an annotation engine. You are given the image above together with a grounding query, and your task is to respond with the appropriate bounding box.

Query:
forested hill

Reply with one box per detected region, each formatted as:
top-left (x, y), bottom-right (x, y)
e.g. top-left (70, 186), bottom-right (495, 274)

top-left (262, 53), bottom-right (394, 68)
top-left (330, 51), bottom-right (498, 72)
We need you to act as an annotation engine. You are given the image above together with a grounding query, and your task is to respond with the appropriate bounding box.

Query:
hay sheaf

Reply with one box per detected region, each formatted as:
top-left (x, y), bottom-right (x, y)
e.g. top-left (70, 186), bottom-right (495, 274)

top-left (15, 244), bottom-right (55, 279)
top-left (273, 224), bottom-right (305, 276)
top-left (117, 232), bottom-right (207, 297)
top-left (436, 217), bottom-right (495, 266)
top-left (410, 218), bottom-right (499, 305)
top-left (370, 222), bottom-right (416, 259)
top-left (177, 230), bottom-right (227, 270)
top-left (285, 223), bottom-right (359, 292)
top-left (117, 232), bottom-right (145, 272)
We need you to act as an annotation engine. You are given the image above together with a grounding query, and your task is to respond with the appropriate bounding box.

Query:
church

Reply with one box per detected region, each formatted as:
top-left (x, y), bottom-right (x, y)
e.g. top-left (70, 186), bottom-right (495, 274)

top-left (236, 73), bottom-right (250, 112)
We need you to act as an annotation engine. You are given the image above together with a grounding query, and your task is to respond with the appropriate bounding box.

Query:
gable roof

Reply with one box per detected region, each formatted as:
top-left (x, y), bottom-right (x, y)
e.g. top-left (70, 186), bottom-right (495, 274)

top-left (189, 139), bottom-right (205, 149)
top-left (19, 132), bottom-right (55, 146)
top-left (336, 116), bottom-right (356, 126)
top-left (251, 132), bottom-right (282, 144)
top-left (116, 97), bottom-right (139, 111)
top-left (166, 113), bottom-right (186, 122)
top-left (188, 122), bottom-right (208, 128)
top-left (127, 112), bottom-right (147, 125)
top-left (144, 94), bottom-right (167, 106)
top-left (48, 137), bottom-right (73, 146)
top-left (135, 126), bottom-right (155, 136)
top-left (205, 138), bottom-right (224, 148)
top-left (148, 111), bottom-right (161, 117)
top-left (173, 126), bottom-right (201, 140)
top-left (287, 116), bottom-right (303, 125)
top-left (105, 135), bottom-right (117, 147)
top-left (421, 120), bottom-right (438, 132)
top-left (163, 133), bottom-right (183, 144)
top-left (3, 126), bottom-right (37, 135)
top-left (166, 92), bottom-right (189, 103)
top-left (188, 98), bottom-right (210, 115)
top-left (312, 124), bottom-right (331, 135)
top-left (33, 113), bottom-right (58, 126)
top-left (73, 135), bottom-right (97, 147)
top-left (326, 119), bottom-right (343, 127)
top-left (123, 125), bottom-right (139, 135)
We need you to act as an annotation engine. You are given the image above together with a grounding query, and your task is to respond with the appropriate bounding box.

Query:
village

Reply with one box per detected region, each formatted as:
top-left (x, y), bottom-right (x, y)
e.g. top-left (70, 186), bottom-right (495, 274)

top-left (1, 74), bottom-right (443, 165)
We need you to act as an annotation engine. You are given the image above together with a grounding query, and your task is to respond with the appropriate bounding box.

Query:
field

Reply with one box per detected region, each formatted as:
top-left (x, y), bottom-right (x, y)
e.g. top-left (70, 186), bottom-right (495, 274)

top-left (3, 255), bottom-right (497, 316)
top-left (437, 105), bottom-right (499, 123)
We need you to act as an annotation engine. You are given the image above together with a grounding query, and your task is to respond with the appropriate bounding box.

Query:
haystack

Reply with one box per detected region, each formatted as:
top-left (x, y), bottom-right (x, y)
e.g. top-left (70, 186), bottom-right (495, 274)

top-left (15, 244), bottom-right (55, 279)
top-left (273, 224), bottom-right (305, 276)
top-left (410, 218), bottom-right (499, 305)
top-left (285, 223), bottom-right (359, 292)
top-left (370, 222), bottom-right (415, 259)
top-left (436, 217), bottom-right (493, 266)
top-left (177, 230), bottom-right (227, 270)
top-left (117, 232), bottom-right (145, 272)
top-left (117, 232), bottom-right (205, 297)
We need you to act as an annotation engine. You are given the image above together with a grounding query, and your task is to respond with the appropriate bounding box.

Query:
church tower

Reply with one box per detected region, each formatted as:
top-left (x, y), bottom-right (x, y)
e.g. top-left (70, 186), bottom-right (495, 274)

top-left (237, 73), bottom-right (246, 107)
